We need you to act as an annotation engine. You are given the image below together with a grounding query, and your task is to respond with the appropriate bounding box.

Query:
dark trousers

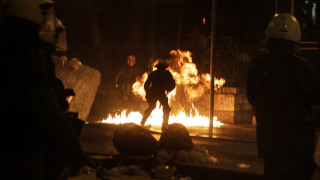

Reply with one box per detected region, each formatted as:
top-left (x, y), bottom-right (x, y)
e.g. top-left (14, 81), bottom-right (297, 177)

top-left (141, 93), bottom-right (170, 131)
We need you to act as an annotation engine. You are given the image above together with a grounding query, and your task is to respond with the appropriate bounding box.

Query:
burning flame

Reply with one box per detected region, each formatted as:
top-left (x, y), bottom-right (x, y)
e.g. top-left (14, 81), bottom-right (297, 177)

top-left (102, 49), bottom-right (225, 128)
top-left (102, 103), bottom-right (223, 127)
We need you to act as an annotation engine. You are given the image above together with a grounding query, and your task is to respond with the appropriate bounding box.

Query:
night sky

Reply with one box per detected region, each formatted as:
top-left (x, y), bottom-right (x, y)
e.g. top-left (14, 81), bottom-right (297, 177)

top-left (54, 0), bottom-right (320, 84)
top-left (55, 0), bottom-right (275, 45)
top-left (52, 0), bottom-right (320, 121)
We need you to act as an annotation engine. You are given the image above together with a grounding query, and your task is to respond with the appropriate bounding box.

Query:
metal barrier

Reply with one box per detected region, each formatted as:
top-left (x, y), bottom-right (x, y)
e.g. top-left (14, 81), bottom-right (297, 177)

top-left (104, 40), bottom-right (265, 87)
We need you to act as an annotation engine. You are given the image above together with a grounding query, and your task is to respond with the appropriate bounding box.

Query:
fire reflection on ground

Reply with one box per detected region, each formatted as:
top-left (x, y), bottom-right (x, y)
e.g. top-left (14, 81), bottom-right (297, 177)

top-left (100, 49), bottom-right (225, 133)
top-left (100, 102), bottom-right (224, 137)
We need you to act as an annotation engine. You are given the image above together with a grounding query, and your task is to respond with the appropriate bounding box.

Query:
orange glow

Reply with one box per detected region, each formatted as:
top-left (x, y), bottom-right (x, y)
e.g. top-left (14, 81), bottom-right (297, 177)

top-left (102, 49), bottom-right (225, 128)
top-left (102, 103), bottom-right (223, 128)
top-left (132, 72), bottom-right (148, 100)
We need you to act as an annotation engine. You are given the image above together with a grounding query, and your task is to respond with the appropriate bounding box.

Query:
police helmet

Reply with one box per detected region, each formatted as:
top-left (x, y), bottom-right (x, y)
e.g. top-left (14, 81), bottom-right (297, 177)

top-left (265, 13), bottom-right (301, 42)
top-left (127, 55), bottom-right (136, 64)
top-left (155, 60), bottom-right (168, 70)
top-left (3, 0), bottom-right (54, 26)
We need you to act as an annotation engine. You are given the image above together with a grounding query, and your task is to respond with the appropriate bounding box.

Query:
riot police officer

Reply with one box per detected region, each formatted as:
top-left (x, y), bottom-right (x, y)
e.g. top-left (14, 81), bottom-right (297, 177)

top-left (247, 13), bottom-right (320, 180)
top-left (0, 0), bottom-right (86, 179)
top-left (115, 55), bottom-right (140, 98)
top-left (140, 60), bottom-right (176, 132)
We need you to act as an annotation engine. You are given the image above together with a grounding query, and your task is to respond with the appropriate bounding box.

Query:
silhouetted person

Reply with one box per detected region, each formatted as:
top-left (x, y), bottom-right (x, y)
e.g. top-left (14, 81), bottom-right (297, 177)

top-left (115, 55), bottom-right (141, 102)
top-left (0, 1), bottom-right (86, 179)
top-left (247, 13), bottom-right (320, 180)
top-left (140, 60), bottom-right (175, 132)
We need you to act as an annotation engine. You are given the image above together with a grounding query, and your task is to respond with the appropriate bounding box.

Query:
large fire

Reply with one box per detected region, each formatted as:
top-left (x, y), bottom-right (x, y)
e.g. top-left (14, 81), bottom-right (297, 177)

top-left (101, 49), bottom-right (225, 129)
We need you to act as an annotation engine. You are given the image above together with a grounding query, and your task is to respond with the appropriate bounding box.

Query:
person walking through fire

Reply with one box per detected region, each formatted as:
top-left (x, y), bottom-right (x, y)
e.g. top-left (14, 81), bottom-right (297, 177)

top-left (115, 55), bottom-right (141, 103)
top-left (140, 60), bottom-right (176, 132)
top-left (0, 0), bottom-right (87, 179)
top-left (247, 13), bottom-right (320, 180)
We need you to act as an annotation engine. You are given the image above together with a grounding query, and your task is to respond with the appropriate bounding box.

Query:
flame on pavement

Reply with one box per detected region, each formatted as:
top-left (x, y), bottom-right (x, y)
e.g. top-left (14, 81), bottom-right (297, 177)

top-left (102, 49), bottom-right (225, 128)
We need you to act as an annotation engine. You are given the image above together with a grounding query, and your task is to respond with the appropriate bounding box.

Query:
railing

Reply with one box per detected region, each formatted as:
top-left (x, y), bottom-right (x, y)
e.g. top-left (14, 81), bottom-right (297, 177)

top-left (104, 40), bottom-right (266, 87)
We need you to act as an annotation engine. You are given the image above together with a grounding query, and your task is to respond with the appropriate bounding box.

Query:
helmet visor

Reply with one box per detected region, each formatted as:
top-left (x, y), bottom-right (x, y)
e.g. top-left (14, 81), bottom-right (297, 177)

top-left (40, 5), bottom-right (55, 32)
top-left (39, 4), bottom-right (55, 46)
top-left (55, 30), bottom-right (68, 52)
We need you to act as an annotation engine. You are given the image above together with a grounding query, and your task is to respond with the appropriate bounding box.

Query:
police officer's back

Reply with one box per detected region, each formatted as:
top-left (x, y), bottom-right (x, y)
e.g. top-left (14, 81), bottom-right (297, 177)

top-left (0, 1), bottom-right (86, 179)
top-left (141, 60), bottom-right (175, 132)
top-left (247, 13), bottom-right (320, 180)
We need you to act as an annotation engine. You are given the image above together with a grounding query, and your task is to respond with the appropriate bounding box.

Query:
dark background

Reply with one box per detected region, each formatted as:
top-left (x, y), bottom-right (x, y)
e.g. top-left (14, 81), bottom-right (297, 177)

top-left (53, 0), bottom-right (274, 72)
top-left (52, 0), bottom-right (320, 121)
top-left (53, 0), bottom-right (319, 76)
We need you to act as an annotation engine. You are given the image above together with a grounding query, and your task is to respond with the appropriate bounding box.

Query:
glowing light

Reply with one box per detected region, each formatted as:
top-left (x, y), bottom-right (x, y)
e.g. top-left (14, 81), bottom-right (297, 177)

top-left (101, 103), bottom-right (223, 127)
top-left (102, 49), bottom-right (225, 128)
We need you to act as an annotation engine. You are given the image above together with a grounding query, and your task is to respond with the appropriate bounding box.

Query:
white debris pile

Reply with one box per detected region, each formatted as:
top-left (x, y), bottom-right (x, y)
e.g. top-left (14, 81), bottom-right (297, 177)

top-left (155, 145), bottom-right (220, 164)
top-left (175, 145), bottom-right (220, 164)
top-left (102, 165), bottom-right (146, 177)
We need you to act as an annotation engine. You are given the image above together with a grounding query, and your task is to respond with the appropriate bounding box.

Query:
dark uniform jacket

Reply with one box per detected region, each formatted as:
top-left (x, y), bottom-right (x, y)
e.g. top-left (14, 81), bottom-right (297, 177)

top-left (144, 68), bottom-right (175, 101)
top-left (0, 16), bottom-right (85, 179)
top-left (247, 39), bottom-right (320, 159)
top-left (115, 64), bottom-right (140, 87)
top-left (115, 63), bottom-right (140, 97)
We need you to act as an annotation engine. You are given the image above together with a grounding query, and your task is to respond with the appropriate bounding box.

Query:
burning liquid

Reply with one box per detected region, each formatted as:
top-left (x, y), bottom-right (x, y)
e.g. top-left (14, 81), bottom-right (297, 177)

top-left (101, 49), bottom-right (225, 128)
top-left (102, 103), bottom-right (223, 127)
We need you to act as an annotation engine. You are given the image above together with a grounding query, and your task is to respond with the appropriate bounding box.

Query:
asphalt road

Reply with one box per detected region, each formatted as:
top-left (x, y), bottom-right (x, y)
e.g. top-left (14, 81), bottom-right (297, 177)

top-left (79, 123), bottom-right (266, 179)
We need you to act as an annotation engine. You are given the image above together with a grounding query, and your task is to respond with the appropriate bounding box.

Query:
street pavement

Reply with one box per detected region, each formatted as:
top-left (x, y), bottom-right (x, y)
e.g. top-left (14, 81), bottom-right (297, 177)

top-left (79, 122), bottom-right (268, 179)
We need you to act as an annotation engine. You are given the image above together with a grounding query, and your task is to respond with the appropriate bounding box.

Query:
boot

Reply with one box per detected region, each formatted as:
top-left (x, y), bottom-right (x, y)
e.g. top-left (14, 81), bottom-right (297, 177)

top-left (161, 124), bottom-right (168, 132)
top-left (162, 109), bottom-right (169, 132)
top-left (140, 116), bottom-right (147, 126)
